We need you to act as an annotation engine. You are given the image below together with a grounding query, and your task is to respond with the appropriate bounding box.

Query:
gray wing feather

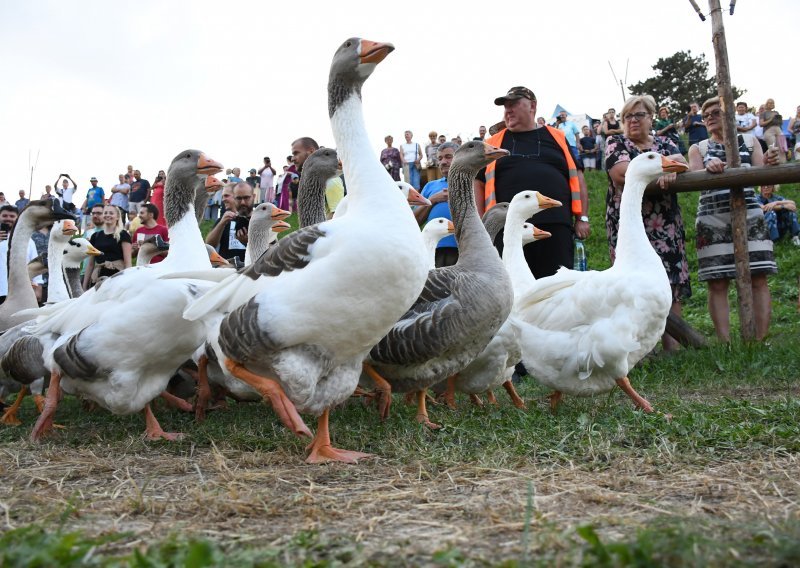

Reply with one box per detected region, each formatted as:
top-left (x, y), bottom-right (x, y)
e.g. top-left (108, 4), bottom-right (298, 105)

top-left (241, 226), bottom-right (326, 280)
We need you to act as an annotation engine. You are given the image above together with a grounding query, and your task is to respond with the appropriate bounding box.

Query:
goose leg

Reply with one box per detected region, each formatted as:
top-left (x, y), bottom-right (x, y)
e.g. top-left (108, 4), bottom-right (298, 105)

top-left (160, 391), bottom-right (193, 413)
top-left (362, 362), bottom-right (392, 420)
top-left (469, 394), bottom-right (484, 407)
top-left (502, 380), bottom-right (527, 410)
top-left (194, 354), bottom-right (212, 422)
top-left (442, 375), bottom-right (457, 409)
top-left (33, 394), bottom-right (46, 414)
top-left (30, 371), bottom-right (62, 441)
top-left (306, 408), bottom-right (373, 464)
top-left (548, 390), bottom-right (563, 413)
top-left (1, 386), bottom-right (28, 426)
top-left (224, 359), bottom-right (312, 438)
top-left (615, 377), bottom-right (654, 413)
top-left (486, 390), bottom-right (498, 405)
top-left (415, 389), bottom-right (441, 430)
top-left (143, 404), bottom-right (184, 441)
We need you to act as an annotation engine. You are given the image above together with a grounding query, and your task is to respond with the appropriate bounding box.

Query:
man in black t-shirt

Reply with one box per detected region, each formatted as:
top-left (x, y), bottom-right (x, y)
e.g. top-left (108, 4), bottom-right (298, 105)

top-left (204, 182), bottom-right (254, 263)
top-left (475, 86), bottom-right (589, 280)
top-left (128, 170), bottom-right (151, 214)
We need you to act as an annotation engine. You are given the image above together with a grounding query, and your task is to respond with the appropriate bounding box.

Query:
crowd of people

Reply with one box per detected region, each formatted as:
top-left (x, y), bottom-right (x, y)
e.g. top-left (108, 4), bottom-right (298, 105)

top-left (4, 93), bottom-right (797, 346)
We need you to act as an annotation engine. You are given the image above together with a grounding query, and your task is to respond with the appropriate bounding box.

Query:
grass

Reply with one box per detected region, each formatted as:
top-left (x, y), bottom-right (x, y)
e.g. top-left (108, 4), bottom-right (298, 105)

top-left (1, 171), bottom-right (799, 566)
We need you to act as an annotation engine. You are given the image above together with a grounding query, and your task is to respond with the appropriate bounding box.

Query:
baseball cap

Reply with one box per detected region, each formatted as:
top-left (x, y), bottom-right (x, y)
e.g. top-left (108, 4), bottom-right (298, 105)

top-left (249, 168), bottom-right (257, 173)
top-left (494, 86), bottom-right (537, 106)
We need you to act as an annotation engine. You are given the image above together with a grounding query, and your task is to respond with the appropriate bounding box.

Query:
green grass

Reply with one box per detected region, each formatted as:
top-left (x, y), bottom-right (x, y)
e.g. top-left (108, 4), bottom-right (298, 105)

top-left (2, 173), bottom-right (800, 566)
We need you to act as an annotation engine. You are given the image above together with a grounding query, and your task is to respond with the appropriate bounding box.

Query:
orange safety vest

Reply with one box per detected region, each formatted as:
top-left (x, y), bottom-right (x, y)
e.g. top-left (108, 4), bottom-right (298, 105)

top-left (484, 126), bottom-right (582, 215)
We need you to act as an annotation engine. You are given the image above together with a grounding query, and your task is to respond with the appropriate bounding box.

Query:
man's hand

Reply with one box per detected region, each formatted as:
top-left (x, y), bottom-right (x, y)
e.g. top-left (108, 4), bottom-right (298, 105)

top-left (657, 173), bottom-right (678, 190)
top-left (429, 189), bottom-right (448, 204)
top-left (235, 227), bottom-right (248, 245)
top-left (574, 220), bottom-right (590, 240)
top-left (0, 231), bottom-right (8, 242)
top-left (221, 211), bottom-right (236, 224)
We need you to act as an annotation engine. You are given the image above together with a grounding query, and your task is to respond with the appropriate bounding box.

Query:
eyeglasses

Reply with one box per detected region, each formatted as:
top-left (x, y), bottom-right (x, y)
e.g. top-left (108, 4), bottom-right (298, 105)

top-left (702, 109), bottom-right (722, 120)
top-left (234, 196), bottom-right (253, 201)
top-left (623, 111), bottom-right (650, 122)
top-left (509, 134), bottom-right (540, 159)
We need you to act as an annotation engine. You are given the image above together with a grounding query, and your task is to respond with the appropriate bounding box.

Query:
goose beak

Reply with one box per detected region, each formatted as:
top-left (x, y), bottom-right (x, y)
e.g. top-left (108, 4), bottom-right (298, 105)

top-left (61, 220), bottom-right (78, 235)
top-left (406, 188), bottom-right (431, 207)
top-left (208, 249), bottom-right (228, 266)
top-left (272, 220), bottom-right (291, 233)
top-left (533, 227), bottom-right (551, 240)
top-left (484, 143), bottom-right (509, 161)
top-left (537, 194), bottom-right (562, 209)
top-left (360, 40), bottom-right (394, 64)
top-left (661, 155), bottom-right (689, 173)
top-left (85, 244), bottom-right (102, 257)
top-left (446, 221), bottom-right (455, 233)
top-left (205, 175), bottom-right (222, 192)
top-left (271, 206), bottom-right (291, 221)
top-left (197, 154), bottom-right (223, 175)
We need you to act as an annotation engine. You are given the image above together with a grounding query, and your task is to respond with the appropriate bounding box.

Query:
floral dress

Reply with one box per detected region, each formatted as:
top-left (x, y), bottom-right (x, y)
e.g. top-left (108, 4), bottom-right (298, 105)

top-left (605, 135), bottom-right (691, 300)
top-left (695, 137), bottom-right (777, 281)
top-left (380, 147), bottom-right (402, 182)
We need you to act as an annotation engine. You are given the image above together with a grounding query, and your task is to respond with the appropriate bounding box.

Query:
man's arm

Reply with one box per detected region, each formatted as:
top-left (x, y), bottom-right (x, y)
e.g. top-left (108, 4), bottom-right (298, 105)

top-left (205, 212), bottom-right (235, 247)
top-left (574, 171), bottom-right (590, 239)
top-left (474, 179), bottom-right (486, 218)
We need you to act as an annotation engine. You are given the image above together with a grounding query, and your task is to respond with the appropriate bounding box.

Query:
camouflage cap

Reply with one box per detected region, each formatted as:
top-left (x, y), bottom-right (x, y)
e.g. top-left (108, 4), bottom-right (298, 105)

top-left (494, 86), bottom-right (537, 106)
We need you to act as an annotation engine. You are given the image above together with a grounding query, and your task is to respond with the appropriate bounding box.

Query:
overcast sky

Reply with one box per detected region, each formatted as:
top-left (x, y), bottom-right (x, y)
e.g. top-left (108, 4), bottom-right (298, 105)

top-left (1, 0), bottom-right (794, 198)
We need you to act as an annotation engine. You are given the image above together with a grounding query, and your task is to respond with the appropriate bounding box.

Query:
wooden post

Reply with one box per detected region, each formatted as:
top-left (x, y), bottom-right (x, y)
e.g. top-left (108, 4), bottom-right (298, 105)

top-left (708, 0), bottom-right (756, 341)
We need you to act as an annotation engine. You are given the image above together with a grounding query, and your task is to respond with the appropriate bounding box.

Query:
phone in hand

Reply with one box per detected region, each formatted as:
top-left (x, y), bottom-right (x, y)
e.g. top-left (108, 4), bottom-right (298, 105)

top-left (234, 215), bottom-right (250, 231)
top-left (0, 223), bottom-right (11, 233)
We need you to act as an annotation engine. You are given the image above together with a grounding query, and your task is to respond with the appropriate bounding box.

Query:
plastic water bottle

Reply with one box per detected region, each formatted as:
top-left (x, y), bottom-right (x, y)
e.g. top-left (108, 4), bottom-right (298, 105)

top-left (573, 239), bottom-right (587, 271)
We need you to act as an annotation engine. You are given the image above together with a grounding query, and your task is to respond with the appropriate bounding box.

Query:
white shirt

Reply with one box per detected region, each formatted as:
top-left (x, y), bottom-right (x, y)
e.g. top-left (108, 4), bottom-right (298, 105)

top-left (0, 238), bottom-right (43, 296)
top-left (400, 142), bottom-right (419, 163)
top-left (59, 186), bottom-right (75, 205)
top-left (736, 112), bottom-right (756, 133)
top-left (260, 168), bottom-right (274, 190)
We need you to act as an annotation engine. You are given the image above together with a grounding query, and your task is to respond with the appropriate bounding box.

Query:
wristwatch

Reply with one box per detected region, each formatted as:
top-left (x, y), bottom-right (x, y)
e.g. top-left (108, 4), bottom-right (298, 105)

top-left (578, 215), bottom-right (589, 223)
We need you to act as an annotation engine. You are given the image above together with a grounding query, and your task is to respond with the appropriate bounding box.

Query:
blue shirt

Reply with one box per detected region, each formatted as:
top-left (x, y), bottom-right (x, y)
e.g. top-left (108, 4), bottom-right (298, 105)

top-left (86, 187), bottom-right (104, 208)
top-left (558, 121), bottom-right (582, 147)
top-left (421, 177), bottom-right (456, 248)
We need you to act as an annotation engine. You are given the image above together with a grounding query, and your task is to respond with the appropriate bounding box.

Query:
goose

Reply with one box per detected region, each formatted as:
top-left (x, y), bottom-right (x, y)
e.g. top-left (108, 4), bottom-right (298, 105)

top-left (421, 218), bottom-right (455, 268)
top-left (334, 180), bottom-right (430, 218)
top-left (24, 149), bottom-right (232, 442)
top-left (183, 38), bottom-right (429, 463)
top-left (362, 140), bottom-right (515, 429)
top-left (0, 220), bottom-right (92, 425)
top-left (437, 215), bottom-right (550, 410)
top-left (0, 200), bottom-right (76, 332)
top-left (136, 235), bottom-right (171, 266)
top-left (508, 152), bottom-right (688, 411)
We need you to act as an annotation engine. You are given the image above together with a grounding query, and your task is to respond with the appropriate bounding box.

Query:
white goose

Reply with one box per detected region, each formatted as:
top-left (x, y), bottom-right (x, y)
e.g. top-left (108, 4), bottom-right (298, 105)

top-left (24, 150), bottom-right (228, 441)
top-left (508, 153), bottom-right (688, 411)
top-left (183, 38), bottom-right (429, 463)
top-left (421, 218), bottom-right (455, 268)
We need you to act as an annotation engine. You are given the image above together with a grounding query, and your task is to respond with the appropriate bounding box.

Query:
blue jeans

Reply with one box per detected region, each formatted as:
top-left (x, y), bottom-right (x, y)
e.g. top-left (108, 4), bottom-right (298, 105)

top-left (405, 163), bottom-right (421, 190)
top-left (763, 209), bottom-right (800, 241)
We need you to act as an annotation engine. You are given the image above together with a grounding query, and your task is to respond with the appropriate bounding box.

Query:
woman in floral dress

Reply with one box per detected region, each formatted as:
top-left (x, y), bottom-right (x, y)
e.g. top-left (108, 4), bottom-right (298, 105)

top-left (689, 97), bottom-right (781, 342)
top-left (605, 94), bottom-right (690, 352)
top-left (379, 135), bottom-right (402, 182)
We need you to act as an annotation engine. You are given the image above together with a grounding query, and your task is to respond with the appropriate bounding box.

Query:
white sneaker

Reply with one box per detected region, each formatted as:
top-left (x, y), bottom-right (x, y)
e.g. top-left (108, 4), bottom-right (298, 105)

top-left (792, 236), bottom-right (800, 246)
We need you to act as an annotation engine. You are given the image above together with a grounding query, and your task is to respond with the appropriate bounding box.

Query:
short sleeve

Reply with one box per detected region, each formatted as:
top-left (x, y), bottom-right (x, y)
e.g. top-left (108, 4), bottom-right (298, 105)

top-left (120, 230), bottom-right (132, 244)
top-left (605, 135), bottom-right (630, 171)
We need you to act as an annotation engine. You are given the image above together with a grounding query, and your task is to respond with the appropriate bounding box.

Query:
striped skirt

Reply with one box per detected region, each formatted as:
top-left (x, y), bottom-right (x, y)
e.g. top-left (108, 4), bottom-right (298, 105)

top-left (695, 188), bottom-right (777, 281)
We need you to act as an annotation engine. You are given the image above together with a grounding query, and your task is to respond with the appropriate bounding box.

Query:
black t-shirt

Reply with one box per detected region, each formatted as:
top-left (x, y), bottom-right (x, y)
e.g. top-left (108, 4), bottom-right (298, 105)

top-left (90, 230), bottom-right (131, 263)
top-left (245, 175), bottom-right (260, 188)
top-left (579, 136), bottom-right (596, 151)
top-left (213, 217), bottom-right (247, 262)
top-left (477, 128), bottom-right (572, 226)
top-left (129, 178), bottom-right (151, 202)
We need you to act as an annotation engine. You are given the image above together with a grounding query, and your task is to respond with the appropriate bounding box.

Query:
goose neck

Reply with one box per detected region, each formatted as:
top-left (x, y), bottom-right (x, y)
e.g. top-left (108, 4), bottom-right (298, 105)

top-left (448, 167), bottom-right (494, 258)
top-left (503, 210), bottom-right (536, 293)
top-left (6, 220), bottom-right (38, 305)
top-left (298, 177), bottom-right (328, 228)
top-left (45, 235), bottom-right (70, 303)
top-left (614, 177), bottom-right (654, 264)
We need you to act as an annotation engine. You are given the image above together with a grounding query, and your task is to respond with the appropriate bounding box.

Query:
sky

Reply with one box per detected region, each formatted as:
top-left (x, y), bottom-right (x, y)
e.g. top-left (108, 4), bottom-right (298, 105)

top-left (1, 0), bottom-right (795, 199)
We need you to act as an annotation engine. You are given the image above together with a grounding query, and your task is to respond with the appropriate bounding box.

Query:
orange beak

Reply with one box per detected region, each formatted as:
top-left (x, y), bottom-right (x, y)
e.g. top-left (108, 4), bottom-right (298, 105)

top-left (406, 188), bottom-right (431, 207)
top-left (85, 244), bottom-right (102, 256)
top-left (271, 206), bottom-right (291, 221)
top-left (272, 220), bottom-right (291, 233)
top-left (661, 155), bottom-right (689, 173)
top-left (197, 154), bottom-right (223, 175)
top-left (61, 220), bottom-right (77, 235)
top-left (360, 39), bottom-right (394, 64)
top-left (537, 193), bottom-right (562, 209)
top-left (205, 175), bottom-right (222, 192)
top-left (208, 249), bottom-right (228, 266)
top-left (533, 227), bottom-right (551, 240)
top-left (446, 221), bottom-right (455, 233)
top-left (483, 143), bottom-right (510, 162)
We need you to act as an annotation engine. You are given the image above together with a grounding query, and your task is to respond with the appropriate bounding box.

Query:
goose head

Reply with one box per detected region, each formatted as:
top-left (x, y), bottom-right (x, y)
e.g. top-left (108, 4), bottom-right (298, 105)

top-left (328, 38), bottom-right (394, 117)
top-left (507, 191), bottom-right (562, 224)
top-left (63, 238), bottom-right (101, 269)
top-left (249, 203), bottom-right (292, 252)
top-left (16, 200), bottom-right (77, 232)
top-left (626, 151), bottom-right (688, 184)
top-left (450, 140), bottom-right (510, 176)
top-left (203, 244), bottom-right (230, 268)
top-left (164, 150), bottom-right (223, 227)
top-left (521, 223), bottom-right (551, 245)
top-left (482, 202), bottom-right (510, 241)
top-left (205, 175), bottom-right (223, 194)
top-left (53, 219), bottom-right (78, 242)
top-left (303, 148), bottom-right (342, 182)
top-left (396, 181), bottom-right (431, 207)
top-left (422, 217), bottom-right (455, 242)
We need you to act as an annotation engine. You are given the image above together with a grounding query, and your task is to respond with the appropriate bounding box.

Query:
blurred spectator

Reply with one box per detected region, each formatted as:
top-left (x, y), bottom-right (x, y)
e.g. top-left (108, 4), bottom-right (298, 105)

top-left (246, 168), bottom-right (260, 192)
top-left (380, 135), bottom-right (402, 182)
top-left (734, 101), bottom-right (757, 136)
top-left (759, 98), bottom-right (786, 163)
top-left (150, 174), bottom-right (167, 227)
top-left (602, 108), bottom-right (623, 137)
top-left (258, 157), bottom-right (276, 204)
top-left (414, 142), bottom-right (459, 267)
top-left (128, 170), bottom-right (151, 214)
top-left (400, 130), bottom-right (423, 189)
top-left (14, 190), bottom-right (29, 211)
top-left (54, 175), bottom-right (77, 211)
top-left (683, 102), bottom-right (708, 147)
top-left (80, 177), bottom-right (104, 214)
top-left (425, 131), bottom-right (440, 181)
top-left (132, 203), bottom-right (169, 263)
top-left (578, 125), bottom-right (597, 170)
top-left (84, 204), bottom-right (132, 289)
top-left (757, 184), bottom-right (800, 244)
top-left (205, 182), bottom-right (254, 263)
top-left (789, 105), bottom-right (800, 160)
top-left (228, 168), bottom-right (243, 183)
top-left (40, 185), bottom-right (56, 201)
top-left (110, 174), bottom-right (131, 219)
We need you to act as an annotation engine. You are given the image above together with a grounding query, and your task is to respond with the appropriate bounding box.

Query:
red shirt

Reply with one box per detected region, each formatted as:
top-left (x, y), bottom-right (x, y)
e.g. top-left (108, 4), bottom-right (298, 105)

top-left (134, 224), bottom-right (169, 263)
top-left (151, 181), bottom-right (166, 227)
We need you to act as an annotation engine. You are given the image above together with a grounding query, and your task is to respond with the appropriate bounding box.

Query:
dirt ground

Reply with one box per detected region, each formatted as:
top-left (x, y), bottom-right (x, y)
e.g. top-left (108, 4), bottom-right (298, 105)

top-left (1, 445), bottom-right (798, 562)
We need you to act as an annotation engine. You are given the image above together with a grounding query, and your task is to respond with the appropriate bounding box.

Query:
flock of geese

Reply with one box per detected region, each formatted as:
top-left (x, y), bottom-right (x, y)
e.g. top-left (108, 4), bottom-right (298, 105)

top-left (0, 38), bottom-right (688, 463)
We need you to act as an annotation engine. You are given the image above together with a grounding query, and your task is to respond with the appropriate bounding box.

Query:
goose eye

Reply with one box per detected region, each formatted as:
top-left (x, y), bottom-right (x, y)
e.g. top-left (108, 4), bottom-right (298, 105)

top-left (345, 41), bottom-right (352, 47)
